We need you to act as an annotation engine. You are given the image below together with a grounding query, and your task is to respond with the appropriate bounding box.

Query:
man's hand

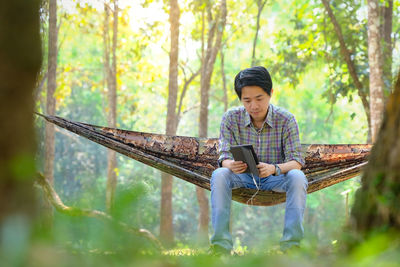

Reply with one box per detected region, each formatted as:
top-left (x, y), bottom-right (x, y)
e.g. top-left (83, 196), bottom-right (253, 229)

top-left (222, 159), bottom-right (248, 174)
top-left (257, 162), bottom-right (275, 178)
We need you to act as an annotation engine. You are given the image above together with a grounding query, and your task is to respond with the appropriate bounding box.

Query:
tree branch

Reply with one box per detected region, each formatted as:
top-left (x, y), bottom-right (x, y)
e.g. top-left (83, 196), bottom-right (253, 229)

top-left (321, 0), bottom-right (370, 128)
top-left (176, 68), bottom-right (200, 125)
top-left (182, 103), bottom-right (200, 115)
top-left (251, 0), bottom-right (268, 66)
top-left (35, 173), bottom-right (163, 251)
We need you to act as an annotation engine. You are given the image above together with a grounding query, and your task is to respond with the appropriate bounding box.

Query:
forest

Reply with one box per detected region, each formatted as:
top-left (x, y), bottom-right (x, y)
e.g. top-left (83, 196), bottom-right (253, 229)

top-left (1, 0), bottom-right (400, 266)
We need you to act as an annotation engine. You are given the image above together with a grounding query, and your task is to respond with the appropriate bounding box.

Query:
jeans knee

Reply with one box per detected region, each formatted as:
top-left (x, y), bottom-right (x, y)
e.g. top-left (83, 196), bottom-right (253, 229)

top-left (287, 169), bottom-right (308, 190)
top-left (211, 167), bottom-right (233, 189)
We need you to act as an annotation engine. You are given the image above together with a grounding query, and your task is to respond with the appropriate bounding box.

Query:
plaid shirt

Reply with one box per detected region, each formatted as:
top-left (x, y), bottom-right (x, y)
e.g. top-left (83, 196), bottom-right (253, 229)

top-left (218, 104), bottom-right (305, 167)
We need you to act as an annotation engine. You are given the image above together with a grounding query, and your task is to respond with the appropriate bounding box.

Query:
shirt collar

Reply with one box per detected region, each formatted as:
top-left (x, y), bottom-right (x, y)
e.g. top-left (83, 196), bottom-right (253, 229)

top-left (244, 104), bottom-right (274, 128)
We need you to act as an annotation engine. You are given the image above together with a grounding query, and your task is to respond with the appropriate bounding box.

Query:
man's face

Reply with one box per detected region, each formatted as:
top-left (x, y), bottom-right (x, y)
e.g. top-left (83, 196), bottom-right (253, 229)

top-left (241, 85), bottom-right (272, 122)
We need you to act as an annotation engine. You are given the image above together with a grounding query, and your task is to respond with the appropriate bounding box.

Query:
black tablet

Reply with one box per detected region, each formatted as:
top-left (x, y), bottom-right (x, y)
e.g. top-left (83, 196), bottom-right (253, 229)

top-left (229, 144), bottom-right (259, 176)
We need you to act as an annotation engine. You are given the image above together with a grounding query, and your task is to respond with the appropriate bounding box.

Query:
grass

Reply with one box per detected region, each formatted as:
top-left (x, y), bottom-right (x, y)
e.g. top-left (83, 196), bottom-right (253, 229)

top-left (4, 237), bottom-right (396, 267)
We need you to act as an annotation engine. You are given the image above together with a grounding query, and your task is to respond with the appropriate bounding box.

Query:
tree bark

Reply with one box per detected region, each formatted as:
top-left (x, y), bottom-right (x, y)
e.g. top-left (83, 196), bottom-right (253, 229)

top-left (104, 1), bottom-right (118, 213)
top-left (198, 0), bottom-right (227, 242)
top-left (381, 0), bottom-right (393, 96)
top-left (44, 0), bottom-right (58, 225)
top-left (0, 0), bottom-right (42, 254)
top-left (251, 0), bottom-right (268, 67)
top-left (160, 0), bottom-right (180, 246)
top-left (368, 0), bottom-right (385, 143)
top-left (321, 0), bottom-right (371, 142)
top-left (220, 49), bottom-right (228, 111)
top-left (350, 71), bottom-right (400, 243)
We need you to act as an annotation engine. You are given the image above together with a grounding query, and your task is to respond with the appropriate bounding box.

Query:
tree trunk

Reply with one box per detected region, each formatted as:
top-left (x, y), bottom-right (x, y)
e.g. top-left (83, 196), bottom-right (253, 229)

top-left (350, 71), bottom-right (400, 242)
top-left (368, 0), bottom-right (385, 143)
top-left (104, 1), bottom-right (118, 213)
top-left (220, 49), bottom-right (228, 112)
top-left (44, 0), bottom-right (58, 226)
top-left (0, 0), bottom-right (42, 258)
top-left (251, 0), bottom-right (267, 67)
top-left (160, 0), bottom-right (180, 246)
top-left (198, 0), bottom-right (227, 243)
top-left (381, 0), bottom-right (393, 96)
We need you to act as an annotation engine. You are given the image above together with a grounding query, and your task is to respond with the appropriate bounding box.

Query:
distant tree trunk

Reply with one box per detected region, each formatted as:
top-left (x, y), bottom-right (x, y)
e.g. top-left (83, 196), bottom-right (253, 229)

top-left (220, 49), bottom-right (228, 111)
top-left (0, 0), bottom-right (42, 255)
top-left (350, 71), bottom-right (400, 243)
top-left (44, 0), bottom-right (58, 225)
top-left (381, 0), bottom-right (393, 96)
top-left (368, 0), bottom-right (385, 143)
top-left (198, 0), bottom-right (227, 243)
top-left (160, 0), bottom-right (179, 246)
top-left (321, 0), bottom-right (372, 143)
top-left (104, 1), bottom-right (118, 213)
top-left (251, 0), bottom-right (268, 67)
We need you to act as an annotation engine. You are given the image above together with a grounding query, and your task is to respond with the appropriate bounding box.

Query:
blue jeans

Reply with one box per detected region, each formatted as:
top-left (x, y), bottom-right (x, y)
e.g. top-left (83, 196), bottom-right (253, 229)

top-left (210, 167), bottom-right (308, 251)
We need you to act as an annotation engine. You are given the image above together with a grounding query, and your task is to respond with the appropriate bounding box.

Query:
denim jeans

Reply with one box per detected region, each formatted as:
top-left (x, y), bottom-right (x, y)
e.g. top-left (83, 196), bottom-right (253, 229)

top-left (210, 167), bottom-right (308, 251)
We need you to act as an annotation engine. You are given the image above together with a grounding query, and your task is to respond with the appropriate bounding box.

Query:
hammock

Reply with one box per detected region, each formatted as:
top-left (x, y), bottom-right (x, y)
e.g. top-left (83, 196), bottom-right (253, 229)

top-left (37, 113), bottom-right (371, 206)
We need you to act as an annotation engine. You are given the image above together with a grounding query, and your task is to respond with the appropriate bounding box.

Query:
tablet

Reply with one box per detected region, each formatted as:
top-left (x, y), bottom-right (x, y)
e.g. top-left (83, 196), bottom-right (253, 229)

top-left (229, 144), bottom-right (259, 176)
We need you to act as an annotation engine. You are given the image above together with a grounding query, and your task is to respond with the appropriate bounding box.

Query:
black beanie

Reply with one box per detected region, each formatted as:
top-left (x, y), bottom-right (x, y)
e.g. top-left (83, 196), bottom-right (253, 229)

top-left (234, 66), bottom-right (273, 99)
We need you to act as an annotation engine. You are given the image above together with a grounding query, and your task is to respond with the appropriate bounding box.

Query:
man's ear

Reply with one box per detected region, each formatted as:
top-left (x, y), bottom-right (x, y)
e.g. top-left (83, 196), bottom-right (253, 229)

top-left (270, 88), bottom-right (274, 95)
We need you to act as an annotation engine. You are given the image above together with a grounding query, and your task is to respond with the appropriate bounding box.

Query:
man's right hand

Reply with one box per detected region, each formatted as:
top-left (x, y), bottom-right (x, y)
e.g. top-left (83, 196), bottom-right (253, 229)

top-left (222, 159), bottom-right (248, 174)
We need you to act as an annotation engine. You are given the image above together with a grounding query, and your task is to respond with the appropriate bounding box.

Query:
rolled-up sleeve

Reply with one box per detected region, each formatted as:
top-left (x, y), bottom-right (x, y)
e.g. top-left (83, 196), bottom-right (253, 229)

top-left (217, 113), bottom-right (235, 167)
top-left (282, 116), bottom-right (305, 167)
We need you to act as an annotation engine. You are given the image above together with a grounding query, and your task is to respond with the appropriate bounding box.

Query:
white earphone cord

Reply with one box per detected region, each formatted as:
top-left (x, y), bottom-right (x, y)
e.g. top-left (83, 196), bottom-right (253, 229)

top-left (246, 173), bottom-right (260, 206)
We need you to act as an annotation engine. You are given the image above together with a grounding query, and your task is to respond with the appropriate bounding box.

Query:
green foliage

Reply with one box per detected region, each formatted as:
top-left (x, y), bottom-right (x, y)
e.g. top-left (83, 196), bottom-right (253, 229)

top-left (33, 0), bottom-right (400, 263)
top-left (267, 0), bottom-right (371, 106)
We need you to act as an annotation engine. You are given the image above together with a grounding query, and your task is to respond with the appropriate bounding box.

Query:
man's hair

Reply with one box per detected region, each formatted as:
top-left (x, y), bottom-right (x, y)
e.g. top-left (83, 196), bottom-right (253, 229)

top-left (234, 66), bottom-right (273, 99)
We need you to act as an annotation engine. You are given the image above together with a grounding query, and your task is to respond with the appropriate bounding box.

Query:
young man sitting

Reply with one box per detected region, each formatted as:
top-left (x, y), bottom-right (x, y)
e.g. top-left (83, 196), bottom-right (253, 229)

top-left (210, 66), bottom-right (307, 255)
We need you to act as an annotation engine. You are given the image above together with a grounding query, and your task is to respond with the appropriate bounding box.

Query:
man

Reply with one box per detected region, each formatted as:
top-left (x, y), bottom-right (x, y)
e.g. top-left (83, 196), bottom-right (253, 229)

top-left (210, 66), bottom-right (307, 255)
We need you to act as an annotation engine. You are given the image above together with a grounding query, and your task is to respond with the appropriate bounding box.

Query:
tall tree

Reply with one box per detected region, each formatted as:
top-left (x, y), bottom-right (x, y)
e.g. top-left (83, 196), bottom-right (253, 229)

top-left (44, 0), bottom-right (58, 224)
top-left (198, 0), bottom-right (227, 242)
top-left (350, 71), bottom-right (400, 244)
top-left (321, 0), bottom-right (371, 141)
top-left (160, 0), bottom-right (180, 245)
top-left (251, 0), bottom-right (268, 67)
top-left (0, 0), bottom-right (42, 261)
top-left (104, 0), bottom-right (118, 212)
top-left (368, 0), bottom-right (385, 143)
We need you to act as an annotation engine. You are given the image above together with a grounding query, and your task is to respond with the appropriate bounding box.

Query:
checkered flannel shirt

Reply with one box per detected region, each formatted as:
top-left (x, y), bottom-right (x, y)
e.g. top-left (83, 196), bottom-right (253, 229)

top-left (217, 104), bottom-right (305, 167)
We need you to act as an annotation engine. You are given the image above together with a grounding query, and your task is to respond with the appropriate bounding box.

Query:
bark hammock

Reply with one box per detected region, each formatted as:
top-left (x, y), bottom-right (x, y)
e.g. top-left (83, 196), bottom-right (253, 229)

top-left (36, 113), bottom-right (371, 206)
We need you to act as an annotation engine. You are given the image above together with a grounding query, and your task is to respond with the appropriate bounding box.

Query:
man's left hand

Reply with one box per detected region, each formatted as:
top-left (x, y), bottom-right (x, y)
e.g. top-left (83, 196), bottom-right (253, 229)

top-left (256, 162), bottom-right (275, 178)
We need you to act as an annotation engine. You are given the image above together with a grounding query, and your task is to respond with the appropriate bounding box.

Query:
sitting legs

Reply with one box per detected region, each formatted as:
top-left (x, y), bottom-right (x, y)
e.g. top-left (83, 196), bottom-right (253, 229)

top-left (210, 167), bottom-right (308, 252)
